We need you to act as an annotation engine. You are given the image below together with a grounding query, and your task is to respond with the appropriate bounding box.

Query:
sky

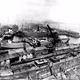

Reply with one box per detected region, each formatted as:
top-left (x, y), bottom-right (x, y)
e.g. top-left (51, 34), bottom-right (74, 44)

top-left (49, 0), bottom-right (80, 24)
top-left (0, 0), bottom-right (80, 32)
top-left (0, 0), bottom-right (53, 24)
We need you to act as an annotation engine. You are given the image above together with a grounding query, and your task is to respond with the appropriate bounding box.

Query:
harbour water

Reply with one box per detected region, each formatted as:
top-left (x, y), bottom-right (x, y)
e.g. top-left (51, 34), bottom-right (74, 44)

top-left (69, 37), bottom-right (80, 44)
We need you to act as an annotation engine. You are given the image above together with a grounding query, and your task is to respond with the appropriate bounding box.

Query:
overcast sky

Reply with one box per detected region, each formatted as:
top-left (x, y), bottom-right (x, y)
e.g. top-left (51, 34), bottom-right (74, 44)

top-left (0, 0), bottom-right (54, 24)
top-left (0, 0), bottom-right (80, 32)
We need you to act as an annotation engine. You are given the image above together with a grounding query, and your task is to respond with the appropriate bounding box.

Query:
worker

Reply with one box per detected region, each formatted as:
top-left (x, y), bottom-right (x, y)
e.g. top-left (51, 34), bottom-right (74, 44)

top-left (27, 53), bottom-right (33, 59)
top-left (1, 61), bottom-right (5, 67)
top-left (22, 55), bottom-right (27, 60)
top-left (6, 59), bottom-right (10, 69)
top-left (19, 56), bottom-right (23, 61)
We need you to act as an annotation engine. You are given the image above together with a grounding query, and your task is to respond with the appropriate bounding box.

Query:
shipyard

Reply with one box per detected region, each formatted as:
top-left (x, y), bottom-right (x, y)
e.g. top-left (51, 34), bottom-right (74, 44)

top-left (0, 23), bottom-right (80, 80)
top-left (0, 0), bottom-right (80, 80)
